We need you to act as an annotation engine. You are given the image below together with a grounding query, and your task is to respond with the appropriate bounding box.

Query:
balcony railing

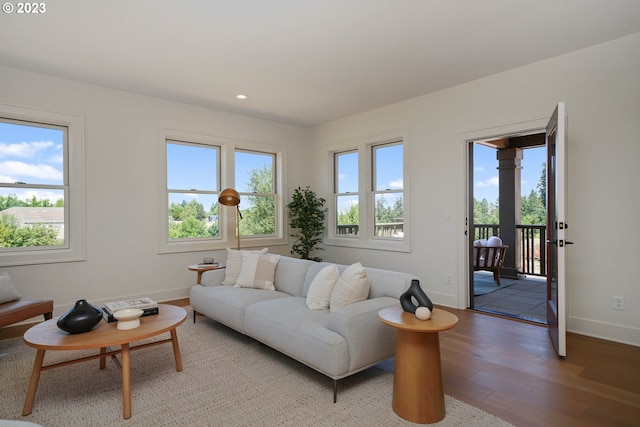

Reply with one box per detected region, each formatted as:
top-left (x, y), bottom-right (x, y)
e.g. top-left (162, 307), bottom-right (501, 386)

top-left (336, 222), bottom-right (404, 238)
top-left (336, 222), bottom-right (545, 276)
top-left (474, 223), bottom-right (546, 276)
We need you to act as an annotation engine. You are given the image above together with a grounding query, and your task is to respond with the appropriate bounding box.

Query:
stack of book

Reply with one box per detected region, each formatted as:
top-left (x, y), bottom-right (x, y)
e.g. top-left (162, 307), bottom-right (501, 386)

top-left (102, 297), bottom-right (159, 323)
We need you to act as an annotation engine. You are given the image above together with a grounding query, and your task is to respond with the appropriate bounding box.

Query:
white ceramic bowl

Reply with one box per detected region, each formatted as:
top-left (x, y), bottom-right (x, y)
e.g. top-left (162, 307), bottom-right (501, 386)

top-left (113, 308), bottom-right (144, 330)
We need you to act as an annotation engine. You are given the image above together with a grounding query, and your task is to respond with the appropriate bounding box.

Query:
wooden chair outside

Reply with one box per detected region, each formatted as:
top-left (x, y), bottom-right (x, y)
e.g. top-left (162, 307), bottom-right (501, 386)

top-left (473, 245), bottom-right (508, 286)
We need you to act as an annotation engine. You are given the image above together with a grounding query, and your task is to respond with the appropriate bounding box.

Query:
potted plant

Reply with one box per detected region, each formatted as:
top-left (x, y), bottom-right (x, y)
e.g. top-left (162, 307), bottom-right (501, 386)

top-left (287, 186), bottom-right (327, 261)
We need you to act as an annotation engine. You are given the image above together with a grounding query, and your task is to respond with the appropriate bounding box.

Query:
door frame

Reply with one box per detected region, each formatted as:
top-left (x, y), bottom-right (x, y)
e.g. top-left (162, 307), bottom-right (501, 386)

top-left (457, 117), bottom-right (549, 309)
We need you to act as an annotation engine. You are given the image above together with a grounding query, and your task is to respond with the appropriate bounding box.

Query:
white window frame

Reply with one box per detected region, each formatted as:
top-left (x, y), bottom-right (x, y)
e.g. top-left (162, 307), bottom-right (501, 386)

top-left (0, 103), bottom-right (85, 267)
top-left (157, 128), bottom-right (286, 254)
top-left (325, 130), bottom-right (410, 253)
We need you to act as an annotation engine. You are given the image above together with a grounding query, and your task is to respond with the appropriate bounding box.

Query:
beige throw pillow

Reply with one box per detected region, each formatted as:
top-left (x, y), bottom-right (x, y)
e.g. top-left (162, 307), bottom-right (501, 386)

top-left (0, 272), bottom-right (21, 304)
top-left (222, 247), bottom-right (268, 285)
top-left (330, 262), bottom-right (370, 308)
top-left (306, 264), bottom-right (340, 310)
top-left (235, 253), bottom-right (280, 290)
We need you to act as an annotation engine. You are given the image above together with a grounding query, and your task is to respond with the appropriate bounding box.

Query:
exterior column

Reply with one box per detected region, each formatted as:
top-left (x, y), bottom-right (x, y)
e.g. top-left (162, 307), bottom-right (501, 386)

top-left (497, 148), bottom-right (522, 278)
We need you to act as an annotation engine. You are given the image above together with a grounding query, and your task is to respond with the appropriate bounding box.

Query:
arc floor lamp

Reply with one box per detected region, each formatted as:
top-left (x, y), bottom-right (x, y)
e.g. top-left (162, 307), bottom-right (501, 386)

top-left (219, 188), bottom-right (242, 250)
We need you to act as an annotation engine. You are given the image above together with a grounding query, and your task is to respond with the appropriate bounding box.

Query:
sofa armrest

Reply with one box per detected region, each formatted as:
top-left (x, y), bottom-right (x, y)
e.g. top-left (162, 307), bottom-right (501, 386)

top-left (200, 269), bottom-right (226, 286)
top-left (326, 297), bottom-right (399, 371)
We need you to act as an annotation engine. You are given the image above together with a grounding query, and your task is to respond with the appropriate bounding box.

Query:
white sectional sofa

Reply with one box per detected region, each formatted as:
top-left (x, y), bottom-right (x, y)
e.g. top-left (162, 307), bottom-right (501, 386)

top-left (189, 253), bottom-right (419, 401)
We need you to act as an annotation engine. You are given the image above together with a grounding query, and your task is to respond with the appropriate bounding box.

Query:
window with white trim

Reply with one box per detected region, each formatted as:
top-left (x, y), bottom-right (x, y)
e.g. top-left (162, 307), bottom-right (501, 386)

top-left (157, 129), bottom-right (286, 253)
top-left (327, 132), bottom-right (409, 252)
top-left (334, 150), bottom-right (359, 236)
top-left (372, 142), bottom-right (404, 239)
top-left (0, 105), bottom-right (85, 266)
top-left (166, 140), bottom-right (221, 240)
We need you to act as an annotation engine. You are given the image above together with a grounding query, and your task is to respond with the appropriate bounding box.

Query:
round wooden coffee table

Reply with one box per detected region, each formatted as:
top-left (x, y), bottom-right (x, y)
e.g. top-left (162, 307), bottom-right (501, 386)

top-left (22, 304), bottom-right (186, 419)
top-left (379, 305), bottom-right (458, 424)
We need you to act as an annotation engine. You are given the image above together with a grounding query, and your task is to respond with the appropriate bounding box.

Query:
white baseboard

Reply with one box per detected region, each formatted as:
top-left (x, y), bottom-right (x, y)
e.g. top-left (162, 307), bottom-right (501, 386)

top-left (569, 315), bottom-right (640, 347)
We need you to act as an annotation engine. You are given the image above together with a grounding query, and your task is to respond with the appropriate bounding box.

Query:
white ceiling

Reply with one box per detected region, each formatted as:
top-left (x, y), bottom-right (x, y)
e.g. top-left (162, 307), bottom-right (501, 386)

top-left (2, 0), bottom-right (640, 127)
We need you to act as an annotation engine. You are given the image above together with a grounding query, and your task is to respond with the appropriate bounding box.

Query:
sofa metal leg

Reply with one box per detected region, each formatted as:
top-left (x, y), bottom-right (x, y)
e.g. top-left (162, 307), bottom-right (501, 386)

top-left (193, 310), bottom-right (197, 323)
top-left (333, 379), bottom-right (338, 403)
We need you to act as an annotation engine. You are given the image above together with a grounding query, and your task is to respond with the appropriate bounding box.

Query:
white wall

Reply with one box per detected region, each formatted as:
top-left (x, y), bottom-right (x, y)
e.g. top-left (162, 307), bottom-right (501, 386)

top-left (0, 65), bottom-right (307, 314)
top-left (311, 33), bottom-right (640, 346)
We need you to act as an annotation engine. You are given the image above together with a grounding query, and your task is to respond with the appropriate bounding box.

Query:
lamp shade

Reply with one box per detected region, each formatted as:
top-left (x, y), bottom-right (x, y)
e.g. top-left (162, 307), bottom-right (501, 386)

top-left (219, 188), bottom-right (240, 206)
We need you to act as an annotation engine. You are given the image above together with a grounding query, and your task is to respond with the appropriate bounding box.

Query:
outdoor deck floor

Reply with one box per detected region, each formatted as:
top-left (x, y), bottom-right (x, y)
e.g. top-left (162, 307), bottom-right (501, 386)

top-left (473, 271), bottom-right (547, 324)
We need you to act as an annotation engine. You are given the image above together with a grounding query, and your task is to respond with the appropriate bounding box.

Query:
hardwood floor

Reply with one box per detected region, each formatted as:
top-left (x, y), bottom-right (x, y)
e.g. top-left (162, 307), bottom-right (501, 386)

top-left (439, 307), bottom-right (640, 426)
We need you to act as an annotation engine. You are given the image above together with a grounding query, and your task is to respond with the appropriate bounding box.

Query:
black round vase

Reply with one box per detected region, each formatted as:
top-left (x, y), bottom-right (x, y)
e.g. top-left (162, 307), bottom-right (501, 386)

top-left (57, 299), bottom-right (103, 334)
top-left (399, 279), bottom-right (434, 313)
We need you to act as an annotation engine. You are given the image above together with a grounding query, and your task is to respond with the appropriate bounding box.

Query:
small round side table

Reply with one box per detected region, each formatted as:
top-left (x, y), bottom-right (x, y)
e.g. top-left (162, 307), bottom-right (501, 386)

top-left (379, 305), bottom-right (458, 424)
top-left (187, 264), bottom-right (225, 284)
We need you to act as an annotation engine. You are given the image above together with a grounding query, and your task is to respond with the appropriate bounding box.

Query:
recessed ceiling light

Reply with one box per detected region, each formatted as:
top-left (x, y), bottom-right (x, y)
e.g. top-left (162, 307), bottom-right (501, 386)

top-left (236, 94), bottom-right (247, 100)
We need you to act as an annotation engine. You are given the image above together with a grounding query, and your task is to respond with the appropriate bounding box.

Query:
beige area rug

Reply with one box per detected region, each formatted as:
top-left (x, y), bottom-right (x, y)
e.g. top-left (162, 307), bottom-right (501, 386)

top-left (0, 308), bottom-right (513, 427)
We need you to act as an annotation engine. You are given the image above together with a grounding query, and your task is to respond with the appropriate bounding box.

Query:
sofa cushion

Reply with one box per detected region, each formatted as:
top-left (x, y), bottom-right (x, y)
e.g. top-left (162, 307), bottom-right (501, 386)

top-left (244, 297), bottom-right (350, 377)
top-left (330, 263), bottom-right (370, 308)
top-left (190, 285), bottom-right (289, 333)
top-left (273, 256), bottom-right (315, 296)
top-left (235, 253), bottom-right (280, 290)
top-left (222, 247), bottom-right (268, 285)
top-left (306, 264), bottom-right (340, 310)
top-left (0, 272), bottom-right (21, 304)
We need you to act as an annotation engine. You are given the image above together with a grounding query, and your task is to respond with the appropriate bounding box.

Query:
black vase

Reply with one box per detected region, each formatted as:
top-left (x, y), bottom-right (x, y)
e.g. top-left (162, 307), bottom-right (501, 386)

top-left (399, 279), bottom-right (433, 313)
top-left (57, 299), bottom-right (103, 334)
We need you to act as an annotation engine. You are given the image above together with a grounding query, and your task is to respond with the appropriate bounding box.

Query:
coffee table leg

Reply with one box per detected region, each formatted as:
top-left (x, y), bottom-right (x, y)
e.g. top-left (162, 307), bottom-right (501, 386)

top-left (170, 329), bottom-right (183, 371)
top-left (99, 347), bottom-right (107, 369)
top-left (121, 343), bottom-right (131, 419)
top-left (22, 349), bottom-right (46, 416)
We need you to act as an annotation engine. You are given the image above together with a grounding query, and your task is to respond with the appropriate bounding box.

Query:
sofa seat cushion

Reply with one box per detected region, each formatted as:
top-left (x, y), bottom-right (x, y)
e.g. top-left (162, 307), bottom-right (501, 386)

top-left (190, 285), bottom-right (289, 333)
top-left (244, 297), bottom-right (350, 378)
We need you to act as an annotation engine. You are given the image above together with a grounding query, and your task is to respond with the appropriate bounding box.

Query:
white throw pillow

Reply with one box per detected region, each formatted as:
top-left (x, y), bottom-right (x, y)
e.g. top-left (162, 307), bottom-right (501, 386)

top-left (306, 264), bottom-right (340, 310)
top-left (330, 262), bottom-right (370, 308)
top-left (487, 236), bottom-right (503, 247)
top-left (235, 253), bottom-right (280, 290)
top-left (0, 272), bottom-right (21, 304)
top-left (222, 248), bottom-right (268, 285)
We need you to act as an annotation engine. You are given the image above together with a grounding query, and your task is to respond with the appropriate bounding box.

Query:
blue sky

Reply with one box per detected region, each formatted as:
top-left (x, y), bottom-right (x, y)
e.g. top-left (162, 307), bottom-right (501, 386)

top-left (336, 144), bottom-right (404, 214)
top-left (0, 121), bottom-right (64, 203)
top-left (474, 143), bottom-right (546, 202)
top-left (166, 142), bottom-right (273, 210)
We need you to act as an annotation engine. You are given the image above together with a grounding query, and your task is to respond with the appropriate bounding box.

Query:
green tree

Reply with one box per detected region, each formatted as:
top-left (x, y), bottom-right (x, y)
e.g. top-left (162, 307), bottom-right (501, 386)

top-left (240, 164), bottom-right (276, 236)
top-left (538, 162), bottom-right (547, 208)
top-left (521, 189), bottom-right (545, 225)
top-left (337, 204), bottom-right (358, 225)
top-left (473, 197), bottom-right (499, 225)
top-left (0, 213), bottom-right (58, 247)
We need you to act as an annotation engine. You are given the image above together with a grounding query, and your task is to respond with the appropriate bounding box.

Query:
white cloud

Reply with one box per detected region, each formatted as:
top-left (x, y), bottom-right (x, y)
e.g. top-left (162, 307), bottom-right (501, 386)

top-left (388, 179), bottom-right (403, 189)
top-left (0, 160), bottom-right (63, 181)
top-left (474, 166), bottom-right (485, 172)
top-left (476, 176), bottom-right (499, 188)
top-left (0, 141), bottom-right (55, 159)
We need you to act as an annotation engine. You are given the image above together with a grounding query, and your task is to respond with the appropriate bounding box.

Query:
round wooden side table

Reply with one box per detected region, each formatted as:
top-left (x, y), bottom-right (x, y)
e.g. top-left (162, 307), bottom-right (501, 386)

top-left (187, 263), bottom-right (224, 284)
top-left (379, 305), bottom-right (458, 424)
